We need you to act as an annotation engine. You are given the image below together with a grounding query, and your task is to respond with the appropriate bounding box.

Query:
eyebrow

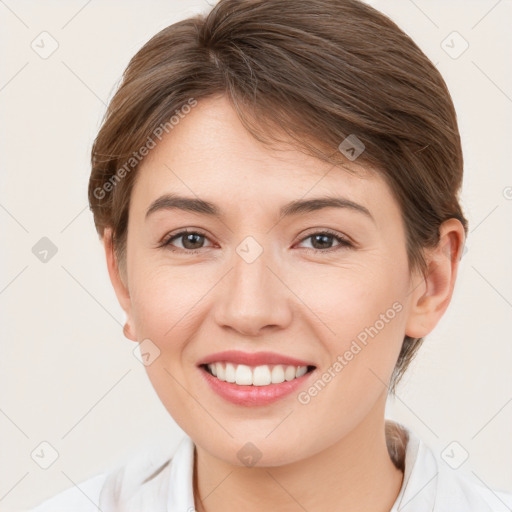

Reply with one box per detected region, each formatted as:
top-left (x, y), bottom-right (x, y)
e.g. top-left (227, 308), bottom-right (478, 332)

top-left (145, 193), bottom-right (374, 222)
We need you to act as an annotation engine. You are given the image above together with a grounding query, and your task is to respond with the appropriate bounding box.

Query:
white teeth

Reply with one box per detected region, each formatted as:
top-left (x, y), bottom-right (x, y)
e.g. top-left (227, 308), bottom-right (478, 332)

top-left (296, 366), bottom-right (307, 378)
top-left (253, 365), bottom-right (272, 386)
top-left (225, 362), bottom-right (236, 383)
top-left (215, 362), bottom-right (226, 381)
top-left (235, 364), bottom-right (253, 385)
top-left (206, 363), bottom-right (311, 386)
top-left (284, 365), bottom-right (296, 381)
top-left (271, 365), bottom-right (285, 384)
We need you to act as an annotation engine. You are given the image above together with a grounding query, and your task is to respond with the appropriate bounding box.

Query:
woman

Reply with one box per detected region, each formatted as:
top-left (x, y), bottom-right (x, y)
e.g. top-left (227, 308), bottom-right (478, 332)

top-left (32, 0), bottom-right (512, 510)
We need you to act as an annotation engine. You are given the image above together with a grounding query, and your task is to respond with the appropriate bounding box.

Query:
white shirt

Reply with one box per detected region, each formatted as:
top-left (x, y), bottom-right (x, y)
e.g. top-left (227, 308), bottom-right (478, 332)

top-left (31, 420), bottom-right (512, 511)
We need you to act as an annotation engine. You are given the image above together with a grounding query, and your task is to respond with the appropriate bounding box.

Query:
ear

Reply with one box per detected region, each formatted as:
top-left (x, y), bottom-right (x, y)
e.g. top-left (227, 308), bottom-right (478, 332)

top-left (405, 218), bottom-right (466, 338)
top-left (103, 227), bottom-right (137, 341)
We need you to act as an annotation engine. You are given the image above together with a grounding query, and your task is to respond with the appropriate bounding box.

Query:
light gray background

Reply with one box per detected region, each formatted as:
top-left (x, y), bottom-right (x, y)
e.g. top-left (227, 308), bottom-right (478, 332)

top-left (1, 1), bottom-right (511, 510)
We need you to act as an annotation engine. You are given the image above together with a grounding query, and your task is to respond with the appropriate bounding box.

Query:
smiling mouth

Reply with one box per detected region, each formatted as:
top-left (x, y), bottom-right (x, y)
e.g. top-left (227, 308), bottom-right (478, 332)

top-left (201, 362), bottom-right (316, 386)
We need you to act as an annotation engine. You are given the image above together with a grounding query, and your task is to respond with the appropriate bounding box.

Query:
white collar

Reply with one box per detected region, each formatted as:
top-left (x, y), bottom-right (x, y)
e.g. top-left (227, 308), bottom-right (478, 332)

top-left (389, 422), bottom-right (504, 511)
top-left (98, 420), bottom-right (507, 511)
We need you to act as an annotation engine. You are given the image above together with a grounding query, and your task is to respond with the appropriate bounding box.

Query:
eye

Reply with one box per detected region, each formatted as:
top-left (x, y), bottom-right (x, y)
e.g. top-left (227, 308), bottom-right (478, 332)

top-left (296, 230), bottom-right (353, 252)
top-left (160, 229), bottom-right (213, 253)
top-left (159, 228), bottom-right (353, 255)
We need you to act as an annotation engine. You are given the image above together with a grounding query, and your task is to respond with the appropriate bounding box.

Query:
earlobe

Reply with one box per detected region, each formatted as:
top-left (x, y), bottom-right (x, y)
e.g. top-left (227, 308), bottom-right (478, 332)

top-left (405, 219), bottom-right (466, 339)
top-left (123, 322), bottom-right (137, 341)
top-left (103, 228), bottom-right (137, 341)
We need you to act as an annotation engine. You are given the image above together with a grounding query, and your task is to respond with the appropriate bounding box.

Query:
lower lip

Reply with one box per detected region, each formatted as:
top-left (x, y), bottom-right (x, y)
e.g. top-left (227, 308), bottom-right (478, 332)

top-left (199, 366), bottom-right (315, 406)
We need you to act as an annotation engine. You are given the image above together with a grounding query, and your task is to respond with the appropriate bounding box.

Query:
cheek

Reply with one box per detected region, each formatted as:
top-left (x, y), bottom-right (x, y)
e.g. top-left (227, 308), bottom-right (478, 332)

top-left (293, 260), bottom-right (407, 340)
top-left (298, 259), bottom-right (410, 400)
top-left (129, 264), bottom-right (206, 341)
top-left (127, 266), bottom-right (204, 421)
top-left (296, 288), bottom-right (406, 433)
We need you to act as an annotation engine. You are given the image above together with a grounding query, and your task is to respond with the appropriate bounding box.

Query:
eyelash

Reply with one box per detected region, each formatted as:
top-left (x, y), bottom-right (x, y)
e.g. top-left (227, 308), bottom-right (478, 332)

top-left (159, 228), bottom-right (353, 255)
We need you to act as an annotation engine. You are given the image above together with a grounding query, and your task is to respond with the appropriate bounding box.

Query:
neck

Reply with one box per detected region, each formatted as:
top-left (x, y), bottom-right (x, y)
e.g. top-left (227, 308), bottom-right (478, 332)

top-left (193, 394), bottom-right (405, 512)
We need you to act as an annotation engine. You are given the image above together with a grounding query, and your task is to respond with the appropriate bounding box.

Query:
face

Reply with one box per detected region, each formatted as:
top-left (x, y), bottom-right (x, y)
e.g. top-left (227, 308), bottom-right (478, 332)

top-left (114, 95), bottom-right (425, 467)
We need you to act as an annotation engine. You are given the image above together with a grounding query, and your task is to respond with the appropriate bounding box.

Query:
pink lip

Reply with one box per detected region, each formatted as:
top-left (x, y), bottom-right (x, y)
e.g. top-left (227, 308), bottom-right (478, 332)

top-left (198, 365), bottom-right (316, 406)
top-left (196, 350), bottom-right (315, 367)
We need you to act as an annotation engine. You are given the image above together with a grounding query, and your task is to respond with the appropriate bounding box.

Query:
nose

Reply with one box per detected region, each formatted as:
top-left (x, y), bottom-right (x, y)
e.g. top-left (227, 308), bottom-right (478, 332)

top-left (213, 241), bottom-right (293, 337)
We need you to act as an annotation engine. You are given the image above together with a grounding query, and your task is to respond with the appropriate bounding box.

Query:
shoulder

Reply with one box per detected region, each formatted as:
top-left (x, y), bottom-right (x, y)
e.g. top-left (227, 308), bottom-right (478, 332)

top-left (442, 471), bottom-right (512, 512)
top-left (29, 437), bottom-right (193, 512)
top-left (98, 435), bottom-right (195, 510)
top-left (29, 473), bottom-right (108, 512)
top-left (477, 485), bottom-right (512, 511)
top-left (387, 420), bottom-right (512, 512)
top-left (28, 451), bottom-right (173, 512)
top-left (423, 447), bottom-right (512, 510)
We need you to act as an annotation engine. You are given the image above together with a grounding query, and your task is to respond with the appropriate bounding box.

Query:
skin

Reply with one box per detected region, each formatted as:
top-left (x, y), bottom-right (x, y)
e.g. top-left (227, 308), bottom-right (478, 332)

top-left (104, 95), bottom-right (465, 512)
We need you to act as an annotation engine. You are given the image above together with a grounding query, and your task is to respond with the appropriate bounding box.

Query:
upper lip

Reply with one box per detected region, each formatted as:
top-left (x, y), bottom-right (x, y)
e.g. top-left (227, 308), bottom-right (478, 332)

top-left (197, 350), bottom-right (315, 368)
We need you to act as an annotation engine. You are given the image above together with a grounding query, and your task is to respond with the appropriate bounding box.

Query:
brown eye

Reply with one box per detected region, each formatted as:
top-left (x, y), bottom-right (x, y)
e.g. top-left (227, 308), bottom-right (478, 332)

top-left (179, 232), bottom-right (205, 250)
top-left (310, 233), bottom-right (336, 250)
top-left (162, 230), bottom-right (212, 252)
top-left (297, 231), bottom-right (352, 252)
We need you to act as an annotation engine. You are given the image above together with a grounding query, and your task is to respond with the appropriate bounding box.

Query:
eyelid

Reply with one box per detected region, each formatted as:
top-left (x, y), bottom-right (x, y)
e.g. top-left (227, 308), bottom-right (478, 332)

top-left (296, 228), bottom-right (352, 245)
top-left (294, 228), bottom-right (354, 251)
top-left (160, 227), bottom-right (354, 254)
top-left (159, 228), bottom-right (213, 250)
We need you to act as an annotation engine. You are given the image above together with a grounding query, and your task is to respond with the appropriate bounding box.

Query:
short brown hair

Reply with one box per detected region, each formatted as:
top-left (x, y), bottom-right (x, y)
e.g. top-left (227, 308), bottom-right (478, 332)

top-left (88, 0), bottom-right (468, 394)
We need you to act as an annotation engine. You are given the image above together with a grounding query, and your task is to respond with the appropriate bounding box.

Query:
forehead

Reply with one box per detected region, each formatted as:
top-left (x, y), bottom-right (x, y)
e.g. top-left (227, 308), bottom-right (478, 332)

top-left (131, 95), bottom-right (399, 221)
